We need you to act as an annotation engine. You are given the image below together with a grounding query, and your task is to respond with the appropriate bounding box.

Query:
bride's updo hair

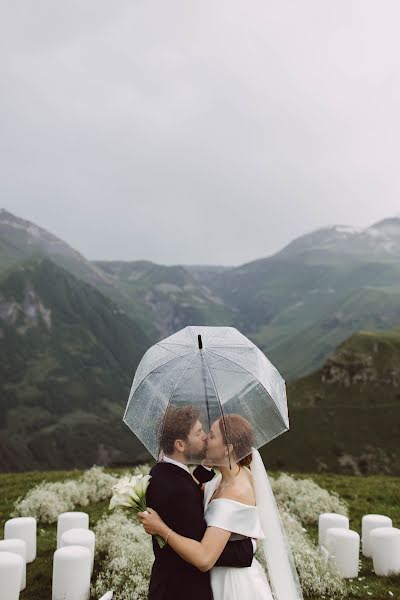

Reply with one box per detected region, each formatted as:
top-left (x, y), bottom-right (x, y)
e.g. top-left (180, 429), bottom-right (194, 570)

top-left (218, 414), bottom-right (254, 467)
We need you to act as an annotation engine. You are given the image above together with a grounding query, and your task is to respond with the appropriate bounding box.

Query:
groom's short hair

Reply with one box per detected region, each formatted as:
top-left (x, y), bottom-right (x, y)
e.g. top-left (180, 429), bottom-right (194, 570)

top-left (159, 405), bottom-right (201, 455)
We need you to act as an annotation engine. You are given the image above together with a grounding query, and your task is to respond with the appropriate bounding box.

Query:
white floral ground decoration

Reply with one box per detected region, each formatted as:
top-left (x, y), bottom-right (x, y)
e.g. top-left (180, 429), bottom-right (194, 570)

top-left (11, 464), bottom-right (151, 524)
top-left (12, 464), bottom-right (349, 599)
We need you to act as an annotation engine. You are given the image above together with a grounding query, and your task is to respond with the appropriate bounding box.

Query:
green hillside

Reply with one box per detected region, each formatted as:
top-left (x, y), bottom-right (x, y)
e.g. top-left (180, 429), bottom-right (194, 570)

top-left (0, 210), bottom-right (163, 342)
top-left (0, 210), bottom-right (236, 346)
top-left (261, 327), bottom-right (400, 475)
top-left (197, 219), bottom-right (400, 378)
top-left (0, 209), bottom-right (114, 290)
top-left (262, 285), bottom-right (400, 380)
top-left (93, 259), bottom-right (236, 340)
top-left (0, 257), bottom-right (150, 472)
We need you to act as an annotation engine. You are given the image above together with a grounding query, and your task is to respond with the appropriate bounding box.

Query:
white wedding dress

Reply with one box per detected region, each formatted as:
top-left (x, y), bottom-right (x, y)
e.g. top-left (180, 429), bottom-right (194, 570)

top-left (204, 473), bottom-right (274, 600)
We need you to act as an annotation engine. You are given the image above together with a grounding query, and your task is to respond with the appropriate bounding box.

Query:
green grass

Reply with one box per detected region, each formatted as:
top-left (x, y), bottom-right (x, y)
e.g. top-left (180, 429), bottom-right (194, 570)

top-left (293, 471), bottom-right (400, 599)
top-left (0, 468), bottom-right (399, 599)
top-left (0, 467), bottom-right (116, 600)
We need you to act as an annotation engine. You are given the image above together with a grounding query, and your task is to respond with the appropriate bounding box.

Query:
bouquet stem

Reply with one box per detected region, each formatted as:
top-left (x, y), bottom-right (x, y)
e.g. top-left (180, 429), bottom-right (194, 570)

top-left (127, 513), bottom-right (166, 548)
top-left (156, 535), bottom-right (166, 548)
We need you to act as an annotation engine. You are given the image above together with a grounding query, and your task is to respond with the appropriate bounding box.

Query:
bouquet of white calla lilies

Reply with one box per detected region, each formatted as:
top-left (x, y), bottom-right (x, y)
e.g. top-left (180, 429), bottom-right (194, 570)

top-left (109, 473), bottom-right (165, 548)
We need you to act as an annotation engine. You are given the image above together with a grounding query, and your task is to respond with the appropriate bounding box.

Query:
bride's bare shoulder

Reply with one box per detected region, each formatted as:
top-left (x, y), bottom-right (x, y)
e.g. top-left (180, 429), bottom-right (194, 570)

top-left (222, 469), bottom-right (256, 506)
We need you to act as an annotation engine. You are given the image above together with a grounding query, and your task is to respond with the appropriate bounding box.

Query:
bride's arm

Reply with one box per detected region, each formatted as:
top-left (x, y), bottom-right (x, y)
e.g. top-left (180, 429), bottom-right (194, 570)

top-left (138, 508), bottom-right (231, 572)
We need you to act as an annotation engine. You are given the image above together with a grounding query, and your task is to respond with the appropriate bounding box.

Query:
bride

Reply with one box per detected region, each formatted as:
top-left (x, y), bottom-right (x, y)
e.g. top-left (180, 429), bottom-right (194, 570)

top-left (139, 413), bottom-right (303, 600)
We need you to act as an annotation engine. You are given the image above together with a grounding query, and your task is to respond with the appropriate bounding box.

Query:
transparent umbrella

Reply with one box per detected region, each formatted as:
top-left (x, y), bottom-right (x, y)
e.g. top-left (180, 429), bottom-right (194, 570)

top-left (123, 325), bottom-right (289, 466)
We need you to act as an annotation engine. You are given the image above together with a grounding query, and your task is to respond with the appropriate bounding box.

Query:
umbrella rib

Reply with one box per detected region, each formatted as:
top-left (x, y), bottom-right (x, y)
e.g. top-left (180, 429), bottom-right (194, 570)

top-left (208, 344), bottom-right (251, 348)
top-left (206, 348), bottom-right (275, 400)
top-left (126, 350), bottom-right (194, 405)
top-left (205, 348), bottom-right (286, 425)
top-left (156, 349), bottom-right (200, 460)
top-left (188, 327), bottom-right (198, 346)
top-left (158, 341), bottom-right (193, 348)
top-left (201, 351), bottom-right (232, 470)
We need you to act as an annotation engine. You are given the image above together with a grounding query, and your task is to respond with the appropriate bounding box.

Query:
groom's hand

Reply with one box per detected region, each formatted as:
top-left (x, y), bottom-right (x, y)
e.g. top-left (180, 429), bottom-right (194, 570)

top-left (193, 464), bottom-right (215, 485)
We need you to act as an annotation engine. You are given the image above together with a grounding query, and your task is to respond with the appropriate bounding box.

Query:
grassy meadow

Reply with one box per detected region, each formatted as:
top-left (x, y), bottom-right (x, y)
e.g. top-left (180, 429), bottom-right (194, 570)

top-left (0, 466), bottom-right (399, 600)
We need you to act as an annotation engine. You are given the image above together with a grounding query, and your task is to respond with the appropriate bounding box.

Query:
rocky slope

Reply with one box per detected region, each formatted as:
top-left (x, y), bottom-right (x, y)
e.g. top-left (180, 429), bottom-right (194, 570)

top-left (261, 327), bottom-right (400, 475)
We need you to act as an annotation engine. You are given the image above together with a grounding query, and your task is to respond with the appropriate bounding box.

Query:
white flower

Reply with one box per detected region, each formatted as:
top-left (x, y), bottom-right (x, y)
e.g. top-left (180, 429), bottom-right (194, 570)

top-left (270, 472), bottom-right (349, 525)
top-left (14, 463), bottom-right (350, 600)
top-left (133, 474), bottom-right (151, 498)
top-left (91, 511), bottom-right (153, 600)
top-left (109, 494), bottom-right (135, 509)
top-left (109, 472), bottom-right (152, 517)
top-left (113, 480), bottom-right (141, 503)
top-left (130, 474), bottom-right (144, 484)
top-left (10, 464), bottom-right (150, 524)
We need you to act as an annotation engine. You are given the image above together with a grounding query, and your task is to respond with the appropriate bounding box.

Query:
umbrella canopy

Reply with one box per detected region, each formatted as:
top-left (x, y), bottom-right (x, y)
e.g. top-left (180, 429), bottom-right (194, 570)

top-left (123, 325), bottom-right (289, 466)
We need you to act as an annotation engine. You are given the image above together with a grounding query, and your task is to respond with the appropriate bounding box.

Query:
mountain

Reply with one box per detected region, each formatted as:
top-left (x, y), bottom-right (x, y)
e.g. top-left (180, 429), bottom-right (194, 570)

top-left (0, 257), bottom-right (150, 472)
top-left (4, 208), bottom-right (400, 380)
top-left (278, 218), bottom-right (400, 260)
top-left (256, 285), bottom-right (400, 380)
top-left (261, 326), bottom-right (400, 476)
top-left (201, 218), bottom-right (400, 378)
top-left (3, 208), bottom-right (400, 472)
top-left (92, 260), bottom-right (236, 340)
top-left (0, 208), bottom-right (113, 287)
top-left (0, 208), bottom-right (152, 333)
top-left (0, 209), bottom-right (236, 343)
top-left (4, 208), bottom-right (400, 382)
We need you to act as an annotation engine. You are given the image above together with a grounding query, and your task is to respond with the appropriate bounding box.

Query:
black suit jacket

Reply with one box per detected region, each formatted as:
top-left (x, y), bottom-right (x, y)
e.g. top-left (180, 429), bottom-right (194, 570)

top-left (146, 461), bottom-right (254, 600)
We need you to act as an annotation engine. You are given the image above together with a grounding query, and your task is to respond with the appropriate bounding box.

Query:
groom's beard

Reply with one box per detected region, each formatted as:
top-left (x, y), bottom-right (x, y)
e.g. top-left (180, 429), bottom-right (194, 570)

top-left (184, 444), bottom-right (207, 462)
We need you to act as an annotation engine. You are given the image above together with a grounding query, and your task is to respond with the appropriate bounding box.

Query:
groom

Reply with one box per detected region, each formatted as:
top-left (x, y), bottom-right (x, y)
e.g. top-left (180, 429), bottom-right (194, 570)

top-left (144, 405), bottom-right (254, 600)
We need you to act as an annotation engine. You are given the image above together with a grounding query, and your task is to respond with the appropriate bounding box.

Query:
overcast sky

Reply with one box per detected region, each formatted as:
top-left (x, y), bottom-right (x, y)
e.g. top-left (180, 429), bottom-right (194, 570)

top-left (1, 1), bottom-right (400, 266)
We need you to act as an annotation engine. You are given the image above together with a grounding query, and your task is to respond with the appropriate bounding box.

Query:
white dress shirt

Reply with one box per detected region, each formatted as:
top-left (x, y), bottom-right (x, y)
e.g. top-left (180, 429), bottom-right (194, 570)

top-left (162, 455), bottom-right (191, 473)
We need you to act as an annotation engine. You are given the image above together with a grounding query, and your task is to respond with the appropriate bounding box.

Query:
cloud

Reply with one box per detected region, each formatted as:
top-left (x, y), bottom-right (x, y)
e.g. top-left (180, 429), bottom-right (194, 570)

top-left (1, 0), bottom-right (400, 265)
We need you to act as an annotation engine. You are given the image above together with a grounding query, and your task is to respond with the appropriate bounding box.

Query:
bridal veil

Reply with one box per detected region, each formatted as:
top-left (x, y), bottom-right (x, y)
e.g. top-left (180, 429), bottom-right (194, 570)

top-left (251, 447), bottom-right (304, 600)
